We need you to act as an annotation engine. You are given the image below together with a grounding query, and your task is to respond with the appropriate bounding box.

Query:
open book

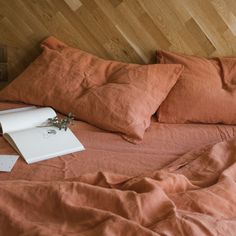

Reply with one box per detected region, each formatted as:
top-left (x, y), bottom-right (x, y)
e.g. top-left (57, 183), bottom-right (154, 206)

top-left (0, 106), bottom-right (85, 164)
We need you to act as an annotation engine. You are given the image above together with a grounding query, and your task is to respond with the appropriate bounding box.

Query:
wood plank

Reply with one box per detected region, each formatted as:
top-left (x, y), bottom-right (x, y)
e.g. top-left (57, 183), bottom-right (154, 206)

top-left (0, 0), bottom-right (236, 86)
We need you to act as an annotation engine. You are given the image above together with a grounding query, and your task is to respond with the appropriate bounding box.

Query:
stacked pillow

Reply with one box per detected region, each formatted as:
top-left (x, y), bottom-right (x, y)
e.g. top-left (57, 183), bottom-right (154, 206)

top-left (157, 50), bottom-right (236, 124)
top-left (0, 37), bottom-right (183, 143)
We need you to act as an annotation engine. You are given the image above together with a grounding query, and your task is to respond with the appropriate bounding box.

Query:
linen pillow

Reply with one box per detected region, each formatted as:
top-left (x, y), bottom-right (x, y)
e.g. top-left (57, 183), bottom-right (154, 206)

top-left (157, 50), bottom-right (236, 124)
top-left (0, 37), bottom-right (183, 143)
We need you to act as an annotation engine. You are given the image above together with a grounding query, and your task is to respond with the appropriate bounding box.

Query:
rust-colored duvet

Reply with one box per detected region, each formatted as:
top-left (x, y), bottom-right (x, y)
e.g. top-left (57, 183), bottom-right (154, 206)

top-left (0, 102), bottom-right (236, 235)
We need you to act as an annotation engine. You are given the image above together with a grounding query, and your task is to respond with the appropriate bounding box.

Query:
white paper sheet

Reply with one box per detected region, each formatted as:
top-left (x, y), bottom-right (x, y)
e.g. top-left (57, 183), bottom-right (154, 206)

top-left (0, 155), bottom-right (19, 172)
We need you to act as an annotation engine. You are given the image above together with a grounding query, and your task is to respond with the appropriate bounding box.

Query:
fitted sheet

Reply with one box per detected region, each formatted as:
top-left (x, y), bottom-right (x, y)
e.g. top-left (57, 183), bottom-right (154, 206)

top-left (0, 102), bottom-right (236, 181)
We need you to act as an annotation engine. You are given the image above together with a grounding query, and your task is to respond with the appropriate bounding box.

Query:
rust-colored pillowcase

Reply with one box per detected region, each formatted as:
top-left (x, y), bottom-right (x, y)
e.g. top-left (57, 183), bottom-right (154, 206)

top-left (157, 50), bottom-right (236, 124)
top-left (0, 37), bottom-right (183, 143)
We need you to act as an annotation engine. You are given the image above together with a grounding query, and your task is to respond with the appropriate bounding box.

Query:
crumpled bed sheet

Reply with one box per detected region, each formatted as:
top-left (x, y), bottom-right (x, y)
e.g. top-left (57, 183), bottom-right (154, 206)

top-left (0, 138), bottom-right (236, 235)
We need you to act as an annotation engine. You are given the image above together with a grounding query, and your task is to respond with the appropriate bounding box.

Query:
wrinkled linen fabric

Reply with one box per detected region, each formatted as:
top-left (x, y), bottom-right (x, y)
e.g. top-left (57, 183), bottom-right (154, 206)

top-left (0, 137), bottom-right (236, 235)
top-left (1, 102), bottom-right (236, 182)
top-left (157, 50), bottom-right (236, 124)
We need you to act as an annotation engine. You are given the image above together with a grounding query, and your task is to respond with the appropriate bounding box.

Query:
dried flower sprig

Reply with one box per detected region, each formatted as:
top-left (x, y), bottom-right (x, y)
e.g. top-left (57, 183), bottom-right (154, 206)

top-left (47, 113), bottom-right (74, 131)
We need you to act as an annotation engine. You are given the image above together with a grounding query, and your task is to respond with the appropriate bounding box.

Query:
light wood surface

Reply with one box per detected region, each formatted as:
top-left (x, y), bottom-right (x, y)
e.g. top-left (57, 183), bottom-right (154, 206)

top-left (1, 0), bottom-right (236, 86)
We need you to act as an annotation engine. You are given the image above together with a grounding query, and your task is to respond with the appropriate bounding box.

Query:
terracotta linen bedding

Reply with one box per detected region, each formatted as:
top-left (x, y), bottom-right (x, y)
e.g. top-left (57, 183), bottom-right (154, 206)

top-left (1, 136), bottom-right (236, 235)
top-left (0, 102), bottom-right (236, 181)
top-left (1, 102), bottom-right (236, 235)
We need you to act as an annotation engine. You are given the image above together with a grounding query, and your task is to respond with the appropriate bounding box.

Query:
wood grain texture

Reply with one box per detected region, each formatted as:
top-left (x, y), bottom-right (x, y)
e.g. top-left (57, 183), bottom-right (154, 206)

top-left (0, 45), bottom-right (7, 82)
top-left (1, 0), bottom-right (236, 86)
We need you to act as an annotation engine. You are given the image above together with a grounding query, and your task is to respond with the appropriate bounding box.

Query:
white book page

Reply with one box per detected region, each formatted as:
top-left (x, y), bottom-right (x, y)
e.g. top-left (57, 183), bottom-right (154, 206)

top-left (4, 127), bottom-right (85, 164)
top-left (0, 106), bottom-right (36, 115)
top-left (0, 107), bottom-right (56, 134)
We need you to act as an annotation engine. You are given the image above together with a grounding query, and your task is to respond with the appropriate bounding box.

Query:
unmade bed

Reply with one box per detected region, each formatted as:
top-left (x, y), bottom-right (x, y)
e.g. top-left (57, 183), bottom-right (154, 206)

top-left (0, 102), bottom-right (236, 235)
top-left (1, 101), bottom-right (236, 181)
top-left (1, 35), bottom-right (236, 235)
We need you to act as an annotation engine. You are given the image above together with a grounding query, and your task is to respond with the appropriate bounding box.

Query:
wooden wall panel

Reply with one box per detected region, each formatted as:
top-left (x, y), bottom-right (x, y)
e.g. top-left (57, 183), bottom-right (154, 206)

top-left (1, 0), bottom-right (236, 87)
